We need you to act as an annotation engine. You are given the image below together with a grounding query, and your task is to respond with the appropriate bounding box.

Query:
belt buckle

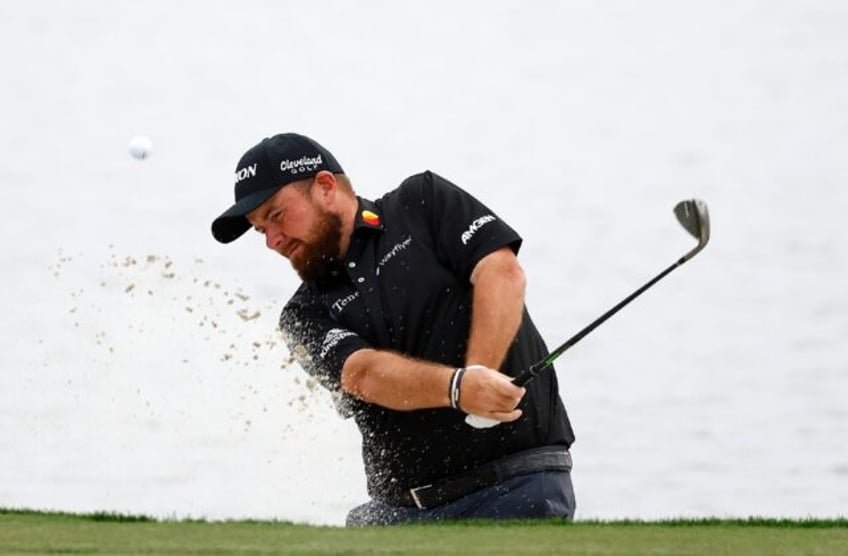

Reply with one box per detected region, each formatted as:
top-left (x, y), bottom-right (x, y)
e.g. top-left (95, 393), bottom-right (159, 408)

top-left (409, 484), bottom-right (433, 509)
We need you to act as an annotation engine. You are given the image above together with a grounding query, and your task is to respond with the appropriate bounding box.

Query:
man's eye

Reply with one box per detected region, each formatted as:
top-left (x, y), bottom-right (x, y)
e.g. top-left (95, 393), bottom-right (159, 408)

top-left (270, 210), bottom-right (283, 222)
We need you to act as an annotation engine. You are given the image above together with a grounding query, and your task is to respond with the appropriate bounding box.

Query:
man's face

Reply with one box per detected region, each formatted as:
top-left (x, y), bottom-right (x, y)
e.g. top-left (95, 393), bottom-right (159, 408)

top-left (247, 180), bottom-right (343, 282)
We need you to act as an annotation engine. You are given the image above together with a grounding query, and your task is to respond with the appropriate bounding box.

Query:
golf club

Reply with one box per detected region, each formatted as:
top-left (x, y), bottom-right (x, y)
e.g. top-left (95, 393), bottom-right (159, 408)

top-left (466, 198), bottom-right (711, 429)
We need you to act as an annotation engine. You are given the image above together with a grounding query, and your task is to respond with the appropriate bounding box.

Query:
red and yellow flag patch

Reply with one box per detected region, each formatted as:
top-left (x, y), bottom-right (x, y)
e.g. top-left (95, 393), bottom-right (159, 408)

top-left (361, 210), bottom-right (380, 226)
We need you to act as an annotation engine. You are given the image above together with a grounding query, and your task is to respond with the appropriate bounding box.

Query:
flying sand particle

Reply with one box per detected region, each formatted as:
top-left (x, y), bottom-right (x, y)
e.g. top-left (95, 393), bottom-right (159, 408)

top-left (237, 309), bottom-right (261, 321)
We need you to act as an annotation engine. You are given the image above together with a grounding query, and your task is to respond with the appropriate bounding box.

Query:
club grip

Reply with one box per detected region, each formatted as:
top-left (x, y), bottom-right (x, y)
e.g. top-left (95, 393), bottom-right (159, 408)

top-left (512, 361), bottom-right (546, 387)
top-left (513, 371), bottom-right (533, 387)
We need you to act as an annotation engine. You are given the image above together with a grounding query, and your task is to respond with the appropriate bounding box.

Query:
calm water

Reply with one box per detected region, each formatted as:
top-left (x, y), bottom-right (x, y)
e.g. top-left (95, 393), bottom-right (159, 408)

top-left (1, 1), bottom-right (846, 524)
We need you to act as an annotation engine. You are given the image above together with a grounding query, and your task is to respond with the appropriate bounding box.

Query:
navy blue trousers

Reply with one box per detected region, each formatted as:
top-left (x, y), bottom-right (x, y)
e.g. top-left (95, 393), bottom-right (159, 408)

top-left (346, 470), bottom-right (576, 526)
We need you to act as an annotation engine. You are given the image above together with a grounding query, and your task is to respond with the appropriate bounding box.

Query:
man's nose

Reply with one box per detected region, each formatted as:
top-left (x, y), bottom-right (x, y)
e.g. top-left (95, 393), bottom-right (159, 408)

top-left (265, 227), bottom-right (284, 251)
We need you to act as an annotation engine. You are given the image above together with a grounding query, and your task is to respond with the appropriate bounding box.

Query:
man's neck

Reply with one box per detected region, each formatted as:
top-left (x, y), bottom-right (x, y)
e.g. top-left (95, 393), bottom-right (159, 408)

top-left (337, 194), bottom-right (359, 258)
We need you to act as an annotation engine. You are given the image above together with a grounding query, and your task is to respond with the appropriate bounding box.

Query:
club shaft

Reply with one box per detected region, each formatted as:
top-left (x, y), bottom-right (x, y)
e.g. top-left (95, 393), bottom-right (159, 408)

top-left (513, 255), bottom-right (686, 387)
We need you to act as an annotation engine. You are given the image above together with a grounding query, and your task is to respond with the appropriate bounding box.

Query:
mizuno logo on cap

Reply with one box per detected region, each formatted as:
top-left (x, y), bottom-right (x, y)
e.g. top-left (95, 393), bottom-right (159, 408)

top-left (234, 163), bottom-right (257, 184)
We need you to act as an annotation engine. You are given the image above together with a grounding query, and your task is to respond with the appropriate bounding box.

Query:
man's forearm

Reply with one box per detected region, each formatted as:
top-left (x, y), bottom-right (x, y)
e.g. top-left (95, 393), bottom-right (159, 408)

top-left (341, 349), bottom-right (454, 411)
top-left (338, 248), bottom-right (527, 414)
top-left (340, 347), bottom-right (525, 421)
top-left (465, 248), bottom-right (527, 369)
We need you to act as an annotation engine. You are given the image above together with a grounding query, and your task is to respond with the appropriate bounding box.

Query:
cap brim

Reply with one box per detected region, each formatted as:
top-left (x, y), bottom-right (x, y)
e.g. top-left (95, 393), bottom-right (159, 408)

top-left (211, 186), bottom-right (282, 244)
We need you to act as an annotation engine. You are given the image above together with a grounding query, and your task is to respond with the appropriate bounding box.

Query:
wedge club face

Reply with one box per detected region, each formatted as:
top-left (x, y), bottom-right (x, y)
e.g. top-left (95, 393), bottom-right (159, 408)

top-left (674, 199), bottom-right (710, 260)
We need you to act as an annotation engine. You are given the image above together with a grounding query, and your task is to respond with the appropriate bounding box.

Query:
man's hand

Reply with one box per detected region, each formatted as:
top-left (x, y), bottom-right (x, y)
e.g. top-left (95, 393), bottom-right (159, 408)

top-left (457, 365), bottom-right (526, 423)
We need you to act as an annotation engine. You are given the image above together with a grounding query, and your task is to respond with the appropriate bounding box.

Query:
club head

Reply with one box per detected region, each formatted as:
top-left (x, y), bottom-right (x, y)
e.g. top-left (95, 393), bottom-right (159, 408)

top-left (674, 199), bottom-right (710, 260)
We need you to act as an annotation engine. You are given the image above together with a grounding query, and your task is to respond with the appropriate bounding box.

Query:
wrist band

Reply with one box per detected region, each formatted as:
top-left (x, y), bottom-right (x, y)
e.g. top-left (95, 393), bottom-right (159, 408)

top-left (449, 368), bottom-right (460, 409)
top-left (450, 367), bottom-right (466, 410)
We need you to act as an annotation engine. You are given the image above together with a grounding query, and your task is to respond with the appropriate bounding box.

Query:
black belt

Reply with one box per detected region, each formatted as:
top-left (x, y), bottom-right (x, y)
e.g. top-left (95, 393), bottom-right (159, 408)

top-left (383, 446), bottom-right (573, 510)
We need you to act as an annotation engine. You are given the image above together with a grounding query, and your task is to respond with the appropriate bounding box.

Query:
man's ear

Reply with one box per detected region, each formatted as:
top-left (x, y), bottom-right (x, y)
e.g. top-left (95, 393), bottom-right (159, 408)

top-left (312, 170), bottom-right (337, 204)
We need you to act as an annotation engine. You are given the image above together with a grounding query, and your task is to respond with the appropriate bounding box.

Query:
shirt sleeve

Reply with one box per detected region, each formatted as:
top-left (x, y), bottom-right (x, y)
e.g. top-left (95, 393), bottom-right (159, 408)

top-left (279, 284), bottom-right (370, 417)
top-left (399, 171), bottom-right (523, 280)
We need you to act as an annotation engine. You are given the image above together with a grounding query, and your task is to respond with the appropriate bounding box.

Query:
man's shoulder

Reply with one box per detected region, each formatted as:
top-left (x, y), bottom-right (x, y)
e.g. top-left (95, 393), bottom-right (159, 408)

top-left (377, 170), bottom-right (456, 206)
top-left (281, 282), bottom-right (314, 313)
top-left (383, 170), bottom-right (432, 196)
top-left (279, 282), bottom-right (331, 336)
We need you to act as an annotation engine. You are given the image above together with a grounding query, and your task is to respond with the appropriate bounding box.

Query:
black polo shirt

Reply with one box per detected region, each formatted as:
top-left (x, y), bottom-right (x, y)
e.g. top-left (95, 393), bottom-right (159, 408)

top-left (280, 171), bottom-right (574, 501)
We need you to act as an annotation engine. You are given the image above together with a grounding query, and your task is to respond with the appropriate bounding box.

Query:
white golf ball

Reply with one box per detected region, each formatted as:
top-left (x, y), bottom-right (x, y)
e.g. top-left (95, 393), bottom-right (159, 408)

top-left (128, 135), bottom-right (152, 160)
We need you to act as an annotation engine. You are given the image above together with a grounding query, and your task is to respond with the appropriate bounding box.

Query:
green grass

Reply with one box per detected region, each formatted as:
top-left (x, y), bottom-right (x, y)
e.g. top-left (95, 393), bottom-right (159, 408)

top-left (1, 509), bottom-right (846, 555)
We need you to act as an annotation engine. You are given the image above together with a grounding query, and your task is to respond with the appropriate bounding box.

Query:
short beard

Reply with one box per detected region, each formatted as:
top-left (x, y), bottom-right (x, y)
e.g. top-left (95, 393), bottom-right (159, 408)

top-left (290, 210), bottom-right (343, 283)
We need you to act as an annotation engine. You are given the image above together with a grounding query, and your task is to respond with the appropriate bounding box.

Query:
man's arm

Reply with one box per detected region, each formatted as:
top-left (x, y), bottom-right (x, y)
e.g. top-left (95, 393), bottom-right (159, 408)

top-left (465, 246), bottom-right (526, 369)
top-left (340, 350), bottom-right (452, 410)
top-left (341, 348), bottom-right (524, 420)
top-left (339, 247), bottom-right (527, 421)
top-left (457, 247), bottom-right (528, 421)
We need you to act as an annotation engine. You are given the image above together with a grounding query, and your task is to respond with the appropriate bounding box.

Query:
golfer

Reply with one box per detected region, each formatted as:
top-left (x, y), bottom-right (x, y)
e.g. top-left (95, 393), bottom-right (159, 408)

top-left (212, 133), bottom-right (576, 525)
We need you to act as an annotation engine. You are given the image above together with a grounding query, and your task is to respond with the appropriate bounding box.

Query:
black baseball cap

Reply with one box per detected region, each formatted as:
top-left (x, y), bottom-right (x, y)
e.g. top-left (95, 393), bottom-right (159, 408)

top-left (211, 133), bottom-right (344, 243)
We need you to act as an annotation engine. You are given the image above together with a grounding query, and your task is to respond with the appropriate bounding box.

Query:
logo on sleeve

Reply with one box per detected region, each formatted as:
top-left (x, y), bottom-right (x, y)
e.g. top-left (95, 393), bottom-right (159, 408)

top-left (461, 214), bottom-right (496, 245)
top-left (320, 328), bottom-right (356, 359)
